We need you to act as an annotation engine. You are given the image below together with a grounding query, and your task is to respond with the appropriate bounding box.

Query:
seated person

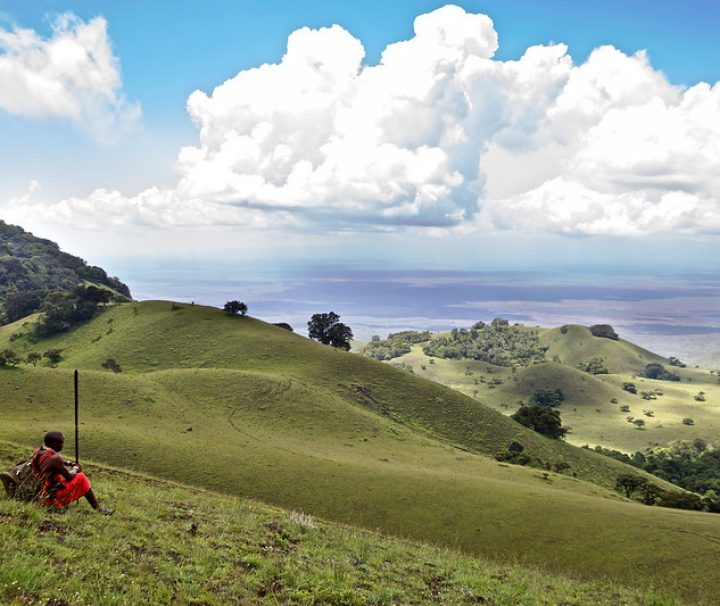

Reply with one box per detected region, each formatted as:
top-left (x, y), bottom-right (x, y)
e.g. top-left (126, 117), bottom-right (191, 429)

top-left (32, 430), bottom-right (113, 515)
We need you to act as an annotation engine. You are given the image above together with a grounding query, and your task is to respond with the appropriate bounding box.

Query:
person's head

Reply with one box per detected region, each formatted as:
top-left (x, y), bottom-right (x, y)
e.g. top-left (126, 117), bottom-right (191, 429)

top-left (44, 431), bottom-right (65, 452)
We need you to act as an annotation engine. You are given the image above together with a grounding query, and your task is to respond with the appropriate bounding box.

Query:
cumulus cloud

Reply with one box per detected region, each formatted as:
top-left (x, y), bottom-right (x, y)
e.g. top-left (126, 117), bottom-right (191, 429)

top-left (0, 13), bottom-right (140, 140)
top-left (6, 4), bottom-right (720, 236)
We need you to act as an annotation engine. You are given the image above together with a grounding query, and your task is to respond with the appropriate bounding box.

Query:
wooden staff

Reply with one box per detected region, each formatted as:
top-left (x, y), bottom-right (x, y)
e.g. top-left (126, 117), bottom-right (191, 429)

top-left (74, 369), bottom-right (79, 465)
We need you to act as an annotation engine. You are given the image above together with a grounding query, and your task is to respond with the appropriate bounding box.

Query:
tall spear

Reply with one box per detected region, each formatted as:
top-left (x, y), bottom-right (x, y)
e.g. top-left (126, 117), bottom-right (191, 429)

top-left (74, 369), bottom-right (79, 465)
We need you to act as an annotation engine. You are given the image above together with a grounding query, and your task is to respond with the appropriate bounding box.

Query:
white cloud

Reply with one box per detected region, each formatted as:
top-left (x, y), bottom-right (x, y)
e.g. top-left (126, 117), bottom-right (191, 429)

top-left (0, 13), bottom-right (140, 141)
top-left (4, 4), bottom-right (720, 237)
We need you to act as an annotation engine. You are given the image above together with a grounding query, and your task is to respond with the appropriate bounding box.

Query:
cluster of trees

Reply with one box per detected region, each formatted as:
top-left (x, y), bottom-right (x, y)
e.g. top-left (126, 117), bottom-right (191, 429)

top-left (0, 220), bottom-right (130, 324)
top-left (643, 363), bottom-right (680, 382)
top-left (0, 348), bottom-right (63, 368)
top-left (221, 303), bottom-right (352, 349)
top-left (588, 441), bottom-right (720, 512)
top-left (361, 331), bottom-right (431, 361)
top-left (668, 356), bottom-right (687, 368)
top-left (576, 356), bottom-right (609, 375)
top-left (307, 312), bottom-right (353, 351)
top-left (34, 286), bottom-right (113, 338)
top-left (421, 319), bottom-right (548, 366)
top-left (529, 388), bottom-right (565, 407)
top-left (589, 324), bottom-right (619, 340)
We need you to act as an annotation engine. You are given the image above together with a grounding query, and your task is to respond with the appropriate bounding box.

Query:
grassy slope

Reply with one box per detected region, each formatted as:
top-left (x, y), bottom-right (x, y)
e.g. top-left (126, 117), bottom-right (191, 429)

top-left (1, 304), bottom-right (720, 602)
top-left (391, 325), bottom-right (720, 452)
top-left (0, 442), bottom-right (680, 606)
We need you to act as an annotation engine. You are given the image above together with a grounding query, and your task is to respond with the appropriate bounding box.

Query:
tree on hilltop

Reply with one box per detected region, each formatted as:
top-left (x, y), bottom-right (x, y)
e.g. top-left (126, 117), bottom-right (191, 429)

top-left (224, 301), bottom-right (248, 316)
top-left (308, 312), bottom-right (353, 351)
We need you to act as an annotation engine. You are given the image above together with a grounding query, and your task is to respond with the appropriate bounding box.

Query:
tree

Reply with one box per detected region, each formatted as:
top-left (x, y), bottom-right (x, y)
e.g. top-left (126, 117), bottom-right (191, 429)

top-left (644, 363), bottom-right (680, 382)
top-left (0, 350), bottom-right (17, 367)
top-left (26, 352), bottom-right (42, 367)
top-left (43, 349), bottom-right (64, 366)
top-left (615, 473), bottom-right (646, 498)
top-left (511, 405), bottom-right (567, 439)
top-left (529, 388), bottom-right (565, 407)
top-left (224, 301), bottom-right (248, 316)
top-left (2, 289), bottom-right (47, 324)
top-left (307, 312), bottom-right (353, 351)
top-left (589, 324), bottom-right (619, 340)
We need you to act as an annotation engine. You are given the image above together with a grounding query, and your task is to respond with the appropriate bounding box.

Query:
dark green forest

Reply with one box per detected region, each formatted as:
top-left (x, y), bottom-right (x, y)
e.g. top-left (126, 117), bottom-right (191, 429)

top-left (0, 221), bottom-right (131, 324)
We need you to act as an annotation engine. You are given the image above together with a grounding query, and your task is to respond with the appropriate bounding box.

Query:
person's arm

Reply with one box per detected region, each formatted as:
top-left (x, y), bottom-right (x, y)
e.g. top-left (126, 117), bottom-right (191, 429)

top-left (46, 454), bottom-right (76, 482)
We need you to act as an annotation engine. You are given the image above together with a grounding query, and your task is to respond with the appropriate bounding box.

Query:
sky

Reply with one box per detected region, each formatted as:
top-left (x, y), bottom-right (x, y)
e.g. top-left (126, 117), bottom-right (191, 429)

top-left (1, 1), bottom-right (720, 345)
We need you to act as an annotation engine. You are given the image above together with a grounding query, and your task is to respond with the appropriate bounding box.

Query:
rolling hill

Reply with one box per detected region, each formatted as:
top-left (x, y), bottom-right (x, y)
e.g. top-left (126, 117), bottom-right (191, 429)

top-left (1, 302), bottom-right (720, 603)
top-left (376, 324), bottom-right (720, 453)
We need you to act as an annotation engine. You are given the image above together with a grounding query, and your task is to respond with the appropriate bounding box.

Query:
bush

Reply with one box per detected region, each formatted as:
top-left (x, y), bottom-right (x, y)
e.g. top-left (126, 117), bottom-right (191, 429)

top-left (622, 382), bottom-right (637, 394)
top-left (101, 358), bottom-right (122, 373)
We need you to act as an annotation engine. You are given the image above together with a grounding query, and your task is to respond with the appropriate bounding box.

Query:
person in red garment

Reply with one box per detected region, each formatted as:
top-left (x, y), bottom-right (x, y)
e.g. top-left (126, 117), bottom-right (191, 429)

top-left (32, 431), bottom-right (113, 514)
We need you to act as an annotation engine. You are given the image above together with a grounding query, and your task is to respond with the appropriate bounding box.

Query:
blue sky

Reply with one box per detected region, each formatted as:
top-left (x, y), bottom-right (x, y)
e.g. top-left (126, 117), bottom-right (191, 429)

top-left (1, 0), bottom-right (719, 277)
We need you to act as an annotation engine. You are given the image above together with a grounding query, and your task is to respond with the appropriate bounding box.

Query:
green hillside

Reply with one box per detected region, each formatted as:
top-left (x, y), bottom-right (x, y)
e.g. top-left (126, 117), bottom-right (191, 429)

top-left (0, 220), bottom-right (131, 324)
top-left (0, 442), bottom-right (680, 606)
top-left (1, 303), bottom-right (720, 603)
top-left (380, 325), bottom-right (720, 453)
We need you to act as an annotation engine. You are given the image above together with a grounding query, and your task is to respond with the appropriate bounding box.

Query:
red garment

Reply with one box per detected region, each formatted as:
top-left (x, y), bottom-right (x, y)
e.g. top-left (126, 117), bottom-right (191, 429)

top-left (45, 472), bottom-right (91, 507)
top-left (32, 446), bottom-right (91, 507)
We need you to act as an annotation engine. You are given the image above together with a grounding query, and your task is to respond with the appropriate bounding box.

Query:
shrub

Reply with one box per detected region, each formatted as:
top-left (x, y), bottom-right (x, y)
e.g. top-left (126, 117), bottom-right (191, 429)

top-left (101, 358), bottom-right (122, 373)
top-left (622, 382), bottom-right (637, 394)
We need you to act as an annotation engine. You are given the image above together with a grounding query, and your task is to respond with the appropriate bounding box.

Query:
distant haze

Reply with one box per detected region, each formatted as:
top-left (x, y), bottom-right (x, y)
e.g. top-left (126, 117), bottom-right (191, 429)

top-left (116, 262), bottom-right (720, 366)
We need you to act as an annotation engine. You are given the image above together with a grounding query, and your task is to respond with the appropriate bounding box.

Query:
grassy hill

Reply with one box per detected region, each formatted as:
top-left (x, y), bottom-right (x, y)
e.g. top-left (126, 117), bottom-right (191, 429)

top-left (1, 303), bottom-right (720, 603)
top-left (382, 325), bottom-right (720, 453)
top-left (0, 442), bottom-right (680, 606)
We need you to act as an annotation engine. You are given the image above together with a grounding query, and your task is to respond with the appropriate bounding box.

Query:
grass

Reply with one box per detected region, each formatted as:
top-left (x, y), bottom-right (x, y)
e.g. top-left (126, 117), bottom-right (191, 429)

top-left (1, 303), bottom-right (720, 602)
top-left (0, 441), bottom-right (682, 606)
top-left (387, 325), bottom-right (720, 453)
